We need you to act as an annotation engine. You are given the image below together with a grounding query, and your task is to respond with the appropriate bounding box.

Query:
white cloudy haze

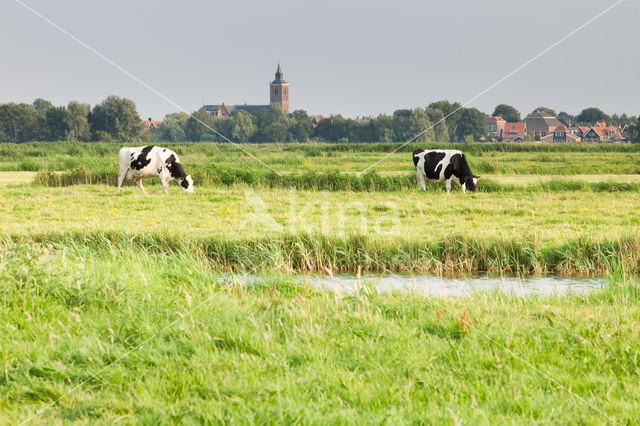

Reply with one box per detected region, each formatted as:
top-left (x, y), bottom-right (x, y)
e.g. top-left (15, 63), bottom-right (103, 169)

top-left (1, 0), bottom-right (639, 119)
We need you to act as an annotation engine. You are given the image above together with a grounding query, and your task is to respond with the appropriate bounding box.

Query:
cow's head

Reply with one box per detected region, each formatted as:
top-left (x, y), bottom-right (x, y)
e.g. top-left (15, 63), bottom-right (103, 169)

top-left (463, 175), bottom-right (479, 193)
top-left (180, 175), bottom-right (194, 193)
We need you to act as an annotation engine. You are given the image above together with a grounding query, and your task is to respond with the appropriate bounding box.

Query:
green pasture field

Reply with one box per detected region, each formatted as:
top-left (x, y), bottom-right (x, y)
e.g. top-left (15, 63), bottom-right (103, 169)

top-left (1, 240), bottom-right (639, 423)
top-left (1, 141), bottom-right (640, 423)
top-left (1, 185), bottom-right (639, 274)
top-left (1, 141), bottom-right (640, 177)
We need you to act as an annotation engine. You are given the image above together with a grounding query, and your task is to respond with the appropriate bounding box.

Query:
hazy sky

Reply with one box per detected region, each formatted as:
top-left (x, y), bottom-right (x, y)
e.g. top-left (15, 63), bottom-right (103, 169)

top-left (1, 0), bottom-right (639, 120)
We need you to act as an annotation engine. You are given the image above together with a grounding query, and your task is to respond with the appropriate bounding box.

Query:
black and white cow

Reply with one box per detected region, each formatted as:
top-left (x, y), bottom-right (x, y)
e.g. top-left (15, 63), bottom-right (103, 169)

top-left (117, 146), bottom-right (194, 194)
top-left (413, 149), bottom-right (479, 193)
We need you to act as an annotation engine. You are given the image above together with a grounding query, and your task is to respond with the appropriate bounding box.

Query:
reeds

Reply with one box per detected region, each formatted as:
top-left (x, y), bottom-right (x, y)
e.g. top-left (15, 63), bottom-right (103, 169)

top-left (15, 232), bottom-right (640, 275)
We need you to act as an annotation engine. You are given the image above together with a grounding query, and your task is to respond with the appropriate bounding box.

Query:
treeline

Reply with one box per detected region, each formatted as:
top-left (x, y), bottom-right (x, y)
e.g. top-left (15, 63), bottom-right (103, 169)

top-left (0, 96), bottom-right (145, 143)
top-left (1, 97), bottom-right (639, 143)
top-left (156, 101), bottom-right (488, 143)
top-left (159, 102), bottom-right (640, 143)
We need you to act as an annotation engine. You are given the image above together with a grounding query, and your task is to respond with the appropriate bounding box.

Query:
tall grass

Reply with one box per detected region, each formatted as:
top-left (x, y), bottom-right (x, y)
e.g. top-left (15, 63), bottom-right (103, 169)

top-left (1, 239), bottom-right (639, 423)
top-left (13, 232), bottom-right (640, 275)
top-left (34, 166), bottom-right (640, 192)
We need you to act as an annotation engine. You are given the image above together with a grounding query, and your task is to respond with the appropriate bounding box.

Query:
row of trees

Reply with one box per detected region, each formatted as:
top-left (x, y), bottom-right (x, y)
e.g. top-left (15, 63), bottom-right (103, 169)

top-left (0, 96), bottom-right (144, 142)
top-left (154, 101), bottom-right (489, 143)
top-left (491, 103), bottom-right (636, 127)
top-left (1, 97), bottom-right (639, 143)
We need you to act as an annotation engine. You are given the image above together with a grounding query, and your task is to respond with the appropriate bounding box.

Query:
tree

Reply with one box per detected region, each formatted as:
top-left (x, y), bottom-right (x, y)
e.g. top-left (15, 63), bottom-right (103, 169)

top-left (185, 109), bottom-right (216, 141)
top-left (455, 108), bottom-right (487, 141)
top-left (288, 110), bottom-right (313, 142)
top-left (392, 109), bottom-right (412, 141)
top-left (159, 112), bottom-right (189, 142)
top-left (492, 104), bottom-right (521, 122)
top-left (32, 98), bottom-right (54, 118)
top-left (0, 103), bottom-right (42, 142)
top-left (253, 104), bottom-right (289, 142)
top-left (66, 101), bottom-right (91, 141)
top-left (427, 100), bottom-right (463, 140)
top-left (43, 106), bottom-right (69, 141)
top-left (531, 106), bottom-right (556, 116)
top-left (610, 113), bottom-right (634, 127)
top-left (557, 111), bottom-right (576, 126)
top-left (262, 121), bottom-right (289, 142)
top-left (425, 108), bottom-right (449, 142)
top-left (313, 116), bottom-right (334, 141)
top-left (89, 96), bottom-right (143, 141)
top-left (229, 110), bottom-right (256, 142)
top-left (371, 114), bottom-right (394, 142)
top-left (407, 108), bottom-right (434, 142)
top-left (576, 107), bottom-right (609, 125)
top-left (628, 118), bottom-right (640, 143)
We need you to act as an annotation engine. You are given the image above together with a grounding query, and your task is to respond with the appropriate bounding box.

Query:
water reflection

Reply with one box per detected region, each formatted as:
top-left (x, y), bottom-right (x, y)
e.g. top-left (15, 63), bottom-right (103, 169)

top-left (302, 273), bottom-right (604, 297)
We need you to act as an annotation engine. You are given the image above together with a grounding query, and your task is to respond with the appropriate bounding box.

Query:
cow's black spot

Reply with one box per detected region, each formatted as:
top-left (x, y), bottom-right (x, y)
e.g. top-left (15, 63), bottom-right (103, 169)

top-left (443, 163), bottom-right (454, 180)
top-left (412, 149), bottom-right (424, 167)
top-left (130, 146), bottom-right (154, 170)
top-left (423, 152), bottom-right (446, 180)
top-left (165, 154), bottom-right (187, 180)
top-left (449, 153), bottom-right (474, 181)
top-left (180, 179), bottom-right (190, 189)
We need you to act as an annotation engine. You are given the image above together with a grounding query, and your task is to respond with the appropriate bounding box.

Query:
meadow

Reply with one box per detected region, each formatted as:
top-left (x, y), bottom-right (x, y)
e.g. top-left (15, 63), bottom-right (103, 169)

top-left (1, 141), bottom-right (639, 423)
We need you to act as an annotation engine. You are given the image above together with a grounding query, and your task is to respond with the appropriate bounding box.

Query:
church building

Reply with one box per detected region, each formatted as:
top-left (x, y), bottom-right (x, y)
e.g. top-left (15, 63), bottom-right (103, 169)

top-left (203, 64), bottom-right (290, 118)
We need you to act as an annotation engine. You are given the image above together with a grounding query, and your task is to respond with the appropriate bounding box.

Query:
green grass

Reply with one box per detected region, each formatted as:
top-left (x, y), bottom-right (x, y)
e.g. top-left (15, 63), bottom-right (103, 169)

top-left (1, 240), bottom-right (639, 423)
top-left (2, 141), bottom-right (640, 423)
top-left (1, 185), bottom-right (639, 274)
top-left (2, 141), bottom-right (640, 178)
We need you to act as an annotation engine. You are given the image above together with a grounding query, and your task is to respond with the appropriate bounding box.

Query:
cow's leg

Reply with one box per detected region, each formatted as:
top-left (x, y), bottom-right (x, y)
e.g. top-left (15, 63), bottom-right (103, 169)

top-left (156, 171), bottom-right (170, 194)
top-left (162, 177), bottom-right (169, 195)
top-left (461, 182), bottom-right (466, 194)
top-left (117, 168), bottom-right (129, 194)
top-left (416, 168), bottom-right (426, 191)
top-left (445, 179), bottom-right (451, 194)
top-left (137, 179), bottom-right (147, 194)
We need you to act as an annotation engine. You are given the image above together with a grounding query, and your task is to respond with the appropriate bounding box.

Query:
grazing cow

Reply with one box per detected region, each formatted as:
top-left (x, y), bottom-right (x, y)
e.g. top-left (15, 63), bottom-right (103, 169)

top-left (117, 146), bottom-right (194, 194)
top-left (413, 149), bottom-right (479, 193)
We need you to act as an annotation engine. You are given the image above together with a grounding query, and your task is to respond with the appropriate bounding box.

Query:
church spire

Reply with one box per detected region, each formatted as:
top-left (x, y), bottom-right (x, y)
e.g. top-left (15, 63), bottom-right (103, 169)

top-left (273, 63), bottom-right (286, 84)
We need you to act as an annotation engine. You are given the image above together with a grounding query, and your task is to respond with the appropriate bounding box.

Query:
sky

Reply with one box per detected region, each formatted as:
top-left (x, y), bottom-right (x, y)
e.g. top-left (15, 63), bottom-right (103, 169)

top-left (1, 0), bottom-right (639, 120)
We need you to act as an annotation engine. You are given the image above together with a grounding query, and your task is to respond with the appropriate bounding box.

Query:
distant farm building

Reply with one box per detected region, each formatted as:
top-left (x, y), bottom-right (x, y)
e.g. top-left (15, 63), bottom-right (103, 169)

top-left (581, 122), bottom-right (627, 142)
top-left (540, 124), bottom-right (581, 142)
top-left (524, 110), bottom-right (562, 140)
top-left (501, 122), bottom-right (526, 142)
top-left (484, 116), bottom-right (507, 140)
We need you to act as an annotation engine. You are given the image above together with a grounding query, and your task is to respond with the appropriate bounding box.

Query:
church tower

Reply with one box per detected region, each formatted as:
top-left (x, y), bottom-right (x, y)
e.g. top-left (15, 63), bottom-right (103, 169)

top-left (269, 63), bottom-right (290, 115)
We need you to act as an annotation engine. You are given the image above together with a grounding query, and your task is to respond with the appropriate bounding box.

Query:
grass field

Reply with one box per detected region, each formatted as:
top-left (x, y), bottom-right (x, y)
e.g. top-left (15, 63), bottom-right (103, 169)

top-left (1, 141), bottom-right (639, 423)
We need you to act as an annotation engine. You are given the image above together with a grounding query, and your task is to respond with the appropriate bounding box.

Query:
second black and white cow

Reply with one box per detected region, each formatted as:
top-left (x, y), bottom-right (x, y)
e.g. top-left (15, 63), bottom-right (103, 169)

top-left (117, 146), bottom-right (194, 194)
top-left (413, 149), bottom-right (479, 193)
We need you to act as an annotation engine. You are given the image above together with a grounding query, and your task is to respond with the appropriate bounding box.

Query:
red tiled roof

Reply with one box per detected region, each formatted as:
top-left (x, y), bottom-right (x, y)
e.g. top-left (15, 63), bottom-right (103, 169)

top-left (595, 122), bottom-right (606, 128)
top-left (502, 122), bottom-right (525, 139)
top-left (554, 124), bottom-right (568, 132)
top-left (141, 120), bottom-right (163, 129)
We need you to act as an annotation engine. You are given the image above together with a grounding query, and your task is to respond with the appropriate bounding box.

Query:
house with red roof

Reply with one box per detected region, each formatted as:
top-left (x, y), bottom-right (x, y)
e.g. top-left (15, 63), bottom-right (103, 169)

top-left (311, 114), bottom-right (325, 128)
top-left (501, 122), bottom-right (526, 142)
top-left (540, 124), bottom-right (581, 142)
top-left (581, 122), bottom-right (626, 142)
top-left (484, 116), bottom-right (506, 140)
top-left (142, 118), bottom-right (163, 129)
